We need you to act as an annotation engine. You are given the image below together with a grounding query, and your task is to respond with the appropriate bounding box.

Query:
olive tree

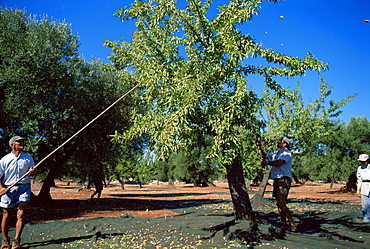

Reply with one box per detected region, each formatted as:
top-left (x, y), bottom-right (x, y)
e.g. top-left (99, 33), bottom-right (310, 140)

top-left (0, 8), bottom-right (137, 200)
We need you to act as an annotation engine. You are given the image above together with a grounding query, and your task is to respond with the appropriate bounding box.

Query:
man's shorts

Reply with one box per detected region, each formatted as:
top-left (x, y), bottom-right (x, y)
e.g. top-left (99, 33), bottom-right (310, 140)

top-left (273, 177), bottom-right (291, 198)
top-left (0, 184), bottom-right (31, 209)
top-left (95, 183), bottom-right (103, 192)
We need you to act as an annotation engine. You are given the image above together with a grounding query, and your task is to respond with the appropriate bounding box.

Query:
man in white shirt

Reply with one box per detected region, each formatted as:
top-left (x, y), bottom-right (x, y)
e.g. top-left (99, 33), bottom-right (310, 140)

top-left (256, 137), bottom-right (297, 231)
top-left (356, 154), bottom-right (370, 222)
top-left (0, 136), bottom-right (36, 249)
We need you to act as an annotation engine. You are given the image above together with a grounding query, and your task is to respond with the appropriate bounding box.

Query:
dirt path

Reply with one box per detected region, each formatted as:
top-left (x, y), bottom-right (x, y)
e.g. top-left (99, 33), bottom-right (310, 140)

top-left (28, 180), bottom-right (360, 223)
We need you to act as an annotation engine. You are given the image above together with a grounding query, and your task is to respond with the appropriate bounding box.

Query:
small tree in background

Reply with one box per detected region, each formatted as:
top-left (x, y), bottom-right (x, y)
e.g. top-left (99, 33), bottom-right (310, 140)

top-left (262, 79), bottom-right (355, 152)
top-left (302, 117), bottom-right (370, 190)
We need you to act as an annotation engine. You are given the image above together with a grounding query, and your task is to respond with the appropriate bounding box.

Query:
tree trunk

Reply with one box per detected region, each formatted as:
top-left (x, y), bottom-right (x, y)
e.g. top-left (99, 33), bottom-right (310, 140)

top-left (330, 178), bottom-right (334, 189)
top-left (195, 172), bottom-right (212, 187)
top-left (116, 175), bottom-right (125, 190)
top-left (169, 178), bottom-right (174, 185)
top-left (292, 172), bottom-right (301, 184)
top-left (346, 172), bottom-right (357, 192)
top-left (38, 166), bottom-right (58, 202)
top-left (245, 178), bottom-right (251, 191)
top-left (226, 157), bottom-right (255, 221)
top-left (257, 165), bottom-right (271, 196)
top-left (37, 142), bottom-right (79, 201)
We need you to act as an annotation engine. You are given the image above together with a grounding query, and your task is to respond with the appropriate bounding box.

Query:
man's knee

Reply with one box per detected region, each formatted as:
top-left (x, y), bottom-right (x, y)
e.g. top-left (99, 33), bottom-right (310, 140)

top-left (17, 202), bottom-right (28, 217)
top-left (276, 196), bottom-right (287, 207)
top-left (2, 208), bottom-right (12, 217)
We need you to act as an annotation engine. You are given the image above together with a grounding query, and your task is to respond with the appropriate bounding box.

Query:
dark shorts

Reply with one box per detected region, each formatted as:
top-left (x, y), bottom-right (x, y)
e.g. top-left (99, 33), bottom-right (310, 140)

top-left (94, 183), bottom-right (103, 192)
top-left (273, 177), bottom-right (291, 198)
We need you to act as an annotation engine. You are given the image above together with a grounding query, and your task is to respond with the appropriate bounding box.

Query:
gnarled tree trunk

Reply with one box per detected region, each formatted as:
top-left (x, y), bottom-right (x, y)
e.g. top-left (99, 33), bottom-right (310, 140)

top-left (226, 156), bottom-right (255, 221)
top-left (37, 142), bottom-right (79, 202)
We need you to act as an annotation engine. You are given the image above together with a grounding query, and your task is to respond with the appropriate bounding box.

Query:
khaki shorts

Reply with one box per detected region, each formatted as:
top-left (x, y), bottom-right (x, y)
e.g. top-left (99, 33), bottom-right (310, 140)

top-left (273, 177), bottom-right (291, 198)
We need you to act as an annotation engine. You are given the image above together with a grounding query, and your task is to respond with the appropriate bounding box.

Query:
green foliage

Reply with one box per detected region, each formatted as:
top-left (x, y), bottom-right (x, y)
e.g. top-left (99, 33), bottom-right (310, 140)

top-left (241, 143), bottom-right (265, 182)
top-left (108, 0), bottom-right (328, 166)
top-left (168, 146), bottom-right (223, 184)
top-left (136, 152), bottom-right (158, 182)
top-left (346, 117), bottom-right (370, 155)
top-left (0, 8), bottom-right (80, 148)
top-left (0, 8), bottom-right (139, 187)
top-left (106, 0), bottom-right (348, 218)
top-left (107, 143), bottom-right (156, 184)
top-left (155, 159), bottom-right (174, 181)
top-left (262, 78), bottom-right (355, 153)
top-left (64, 60), bottom-right (138, 181)
top-left (293, 117), bottom-right (370, 182)
top-left (260, 77), bottom-right (356, 182)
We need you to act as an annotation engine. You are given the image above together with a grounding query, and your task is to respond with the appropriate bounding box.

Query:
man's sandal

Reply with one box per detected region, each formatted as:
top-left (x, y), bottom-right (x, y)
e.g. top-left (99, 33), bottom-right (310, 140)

top-left (12, 238), bottom-right (21, 249)
top-left (1, 238), bottom-right (10, 249)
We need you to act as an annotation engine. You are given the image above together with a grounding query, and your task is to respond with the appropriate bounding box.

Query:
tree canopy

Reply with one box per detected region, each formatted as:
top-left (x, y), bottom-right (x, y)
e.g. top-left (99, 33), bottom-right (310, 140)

top-left (106, 0), bottom-right (334, 220)
top-left (0, 7), bottom-right (139, 200)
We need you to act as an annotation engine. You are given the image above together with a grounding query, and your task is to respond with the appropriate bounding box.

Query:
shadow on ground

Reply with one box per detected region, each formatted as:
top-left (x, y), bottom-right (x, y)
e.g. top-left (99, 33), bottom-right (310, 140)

top-left (1, 188), bottom-right (369, 248)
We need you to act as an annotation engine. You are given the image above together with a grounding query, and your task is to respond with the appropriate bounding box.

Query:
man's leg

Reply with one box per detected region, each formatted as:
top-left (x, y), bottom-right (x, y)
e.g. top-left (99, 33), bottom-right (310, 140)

top-left (276, 195), bottom-right (296, 230)
top-left (14, 201), bottom-right (29, 240)
top-left (1, 208), bottom-right (12, 242)
top-left (361, 194), bottom-right (370, 222)
top-left (275, 195), bottom-right (287, 226)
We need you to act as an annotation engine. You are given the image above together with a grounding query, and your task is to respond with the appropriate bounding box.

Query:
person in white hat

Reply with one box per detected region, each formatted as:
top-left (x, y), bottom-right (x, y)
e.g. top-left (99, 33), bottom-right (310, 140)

top-left (357, 153), bottom-right (370, 222)
top-left (256, 137), bottom-right (297, 231)
top-left (0, 136), bottom-right (36, 248)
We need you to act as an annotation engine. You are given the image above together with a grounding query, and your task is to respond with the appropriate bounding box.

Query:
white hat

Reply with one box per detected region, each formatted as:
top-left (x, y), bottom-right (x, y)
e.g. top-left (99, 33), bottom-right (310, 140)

top-left (281, 137), bottom-right (291, 145)
top-left (358, 154), bottom-right (369, 161)
top-left (9, 136), bottom-right (26, 147)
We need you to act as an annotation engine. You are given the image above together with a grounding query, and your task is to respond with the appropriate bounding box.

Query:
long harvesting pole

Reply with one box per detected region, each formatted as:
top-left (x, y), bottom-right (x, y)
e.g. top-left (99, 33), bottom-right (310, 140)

top-left (4, 84), bottom-right (139, 192)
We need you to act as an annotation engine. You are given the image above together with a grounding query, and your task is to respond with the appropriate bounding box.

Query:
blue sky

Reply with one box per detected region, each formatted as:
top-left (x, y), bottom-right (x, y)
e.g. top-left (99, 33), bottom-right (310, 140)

top-left (2, 0), bottom-right (369, 124)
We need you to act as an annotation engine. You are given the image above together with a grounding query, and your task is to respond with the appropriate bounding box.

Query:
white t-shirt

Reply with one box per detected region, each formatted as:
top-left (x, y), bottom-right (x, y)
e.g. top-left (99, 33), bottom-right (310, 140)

top-left (357, 164), bottom-right (370, 197)
top-left (267, 148), bottom-right (292, 179)
top-left (0, 152), bottom-right (35, 186)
